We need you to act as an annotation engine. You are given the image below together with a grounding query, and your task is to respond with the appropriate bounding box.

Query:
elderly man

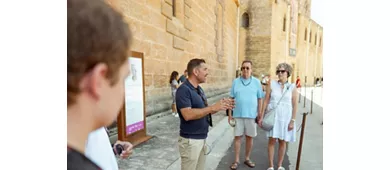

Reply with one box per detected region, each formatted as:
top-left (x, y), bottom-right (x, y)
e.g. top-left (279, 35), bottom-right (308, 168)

top-left (228, 60), bottom-right (264, 170)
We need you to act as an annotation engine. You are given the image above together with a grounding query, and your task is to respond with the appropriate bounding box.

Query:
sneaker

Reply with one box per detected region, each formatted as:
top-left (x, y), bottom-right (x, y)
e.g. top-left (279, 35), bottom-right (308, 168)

top-left (172, 112), bottom-right (175, 116)
top-left (267, 167), bottom-right (274, 170)
top-left (277, 167), bottom-right (285, 170)
top-left (174, 113), bottom-right (179, 117)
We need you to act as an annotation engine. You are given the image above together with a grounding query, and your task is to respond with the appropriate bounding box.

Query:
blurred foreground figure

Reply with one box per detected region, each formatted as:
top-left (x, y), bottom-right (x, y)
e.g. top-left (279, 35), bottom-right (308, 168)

top-left (67, 0), bottom-right (132, 169)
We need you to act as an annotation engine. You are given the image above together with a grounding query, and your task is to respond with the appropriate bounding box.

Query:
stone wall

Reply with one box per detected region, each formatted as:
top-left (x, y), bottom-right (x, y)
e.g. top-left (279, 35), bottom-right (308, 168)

top-left (270, 0), bottom-right (293, 80)
top-left (299, 0), bottom-right (311, 17)
top-left (296, 14), bottom-right (323, 85)
top-left (237, 0), bottom-right (322, 85)
top-left (107, 0), bottom-right (239, 116)
top-left (239, 0), bottom-right (272, 78)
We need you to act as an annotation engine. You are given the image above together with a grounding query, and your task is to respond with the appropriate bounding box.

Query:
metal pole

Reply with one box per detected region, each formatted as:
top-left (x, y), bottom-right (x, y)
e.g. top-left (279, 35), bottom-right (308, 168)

top-left (298, 88), bottom-right (301, 103)
top-left (303, 83), bottom-right (306, 108)
top-left (303, 76), bottom-right (307, 108)
top-left (310, 89), bottom-right (313, 114)
top-left (296, 112), bottom-right (309, 170)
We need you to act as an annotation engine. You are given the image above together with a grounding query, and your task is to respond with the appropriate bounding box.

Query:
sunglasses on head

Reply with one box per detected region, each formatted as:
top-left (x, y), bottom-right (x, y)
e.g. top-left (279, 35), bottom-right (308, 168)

top-left (276, 70), bottom-right (287, 74)
top-left (241, 67), bottom-right (250, 70)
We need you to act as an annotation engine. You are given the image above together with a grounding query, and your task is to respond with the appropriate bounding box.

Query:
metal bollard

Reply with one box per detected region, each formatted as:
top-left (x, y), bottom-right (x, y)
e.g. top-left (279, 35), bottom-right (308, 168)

top-left (296, 112), bottom-right (309, 170)
top-left (298, 88), bottom-right (301, 103)
top-left (303, 83), bottom-right (307, 108)
top-left (310, 89), bottom-right (313, 114)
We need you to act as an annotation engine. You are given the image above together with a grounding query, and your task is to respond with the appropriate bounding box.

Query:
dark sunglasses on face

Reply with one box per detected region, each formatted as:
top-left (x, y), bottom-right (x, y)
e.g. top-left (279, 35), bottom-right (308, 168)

top-left (276, 70), bottom-right (287, 74)
top-left (241, 67), bottom-right (250, 70)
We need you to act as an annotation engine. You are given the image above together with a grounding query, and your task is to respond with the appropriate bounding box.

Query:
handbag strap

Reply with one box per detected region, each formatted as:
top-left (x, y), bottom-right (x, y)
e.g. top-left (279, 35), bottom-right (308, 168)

top-left (268, 83), bottom-right (292, 112)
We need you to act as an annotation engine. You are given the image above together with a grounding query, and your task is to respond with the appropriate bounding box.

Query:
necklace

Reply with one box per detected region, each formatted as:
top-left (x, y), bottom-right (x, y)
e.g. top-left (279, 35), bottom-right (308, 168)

top-left (240, 76), bottom-right (252, 86)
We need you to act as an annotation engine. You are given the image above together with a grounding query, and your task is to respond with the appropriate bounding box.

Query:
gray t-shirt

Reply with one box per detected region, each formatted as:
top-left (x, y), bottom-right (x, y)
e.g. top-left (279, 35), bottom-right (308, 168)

top-left (171, 79), bottom-right (178, 93)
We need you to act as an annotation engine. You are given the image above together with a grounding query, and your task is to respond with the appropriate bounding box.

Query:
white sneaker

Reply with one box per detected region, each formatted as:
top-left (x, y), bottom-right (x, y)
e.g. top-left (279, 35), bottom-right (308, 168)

top-left (277, 167), bottom-right (285, 170)
top-left (174, 113), bottom-right (179, 117)
top-left (267, 167), bottom-right (274, 170)
top-left (172, 112), bottom-right (175, 116)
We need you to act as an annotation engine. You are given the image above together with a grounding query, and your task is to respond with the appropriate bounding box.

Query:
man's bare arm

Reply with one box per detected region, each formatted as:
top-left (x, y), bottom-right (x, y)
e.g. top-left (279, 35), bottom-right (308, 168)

top-left (180, 106), bottom-right (215, 121)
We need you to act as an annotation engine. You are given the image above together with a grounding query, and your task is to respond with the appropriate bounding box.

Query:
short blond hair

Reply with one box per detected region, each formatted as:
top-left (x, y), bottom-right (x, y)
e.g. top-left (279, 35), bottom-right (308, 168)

top-left (276, 63), bottom-right (293, 78)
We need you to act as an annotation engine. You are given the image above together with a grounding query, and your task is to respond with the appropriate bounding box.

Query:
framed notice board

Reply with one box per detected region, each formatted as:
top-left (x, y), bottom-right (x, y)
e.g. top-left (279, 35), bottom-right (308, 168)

top-left (117, 51), bottom-right (152, 147)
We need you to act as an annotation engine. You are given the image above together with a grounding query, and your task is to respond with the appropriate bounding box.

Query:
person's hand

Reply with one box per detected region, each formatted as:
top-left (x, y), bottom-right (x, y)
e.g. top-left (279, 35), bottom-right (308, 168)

top-left (288, 121), bottom-right (294, 131)
top-left (211, 98), bottom-right (235, 113)
top-left (228, 116), bottom-right (234, 125)
top-left (222, 98), bottom-right (235, 111)
top-left (257, 117), bottom-right (263, 127)
top-left (114, 140), bottom-right (133, 159)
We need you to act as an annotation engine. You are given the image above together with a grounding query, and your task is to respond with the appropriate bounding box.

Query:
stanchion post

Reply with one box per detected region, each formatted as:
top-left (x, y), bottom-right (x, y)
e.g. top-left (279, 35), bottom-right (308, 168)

top-left (298, 88), bottom-right (301, 103)
top-left (310, 89), bottom-right (313, 114)
top-left (303, 76), bottom-right (307, 108)
top-left (296, 112), bottom-right (309, 170)
top-left (303, 84), bottom-right (306, 108)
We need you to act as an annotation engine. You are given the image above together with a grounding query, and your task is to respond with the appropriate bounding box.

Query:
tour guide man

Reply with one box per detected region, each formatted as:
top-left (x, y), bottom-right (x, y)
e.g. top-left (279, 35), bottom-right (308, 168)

top-left (175, 58), bottom-right (235, 170)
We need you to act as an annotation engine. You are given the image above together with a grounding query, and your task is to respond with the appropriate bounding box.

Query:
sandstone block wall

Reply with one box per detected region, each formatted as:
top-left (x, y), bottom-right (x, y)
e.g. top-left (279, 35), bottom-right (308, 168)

top-left (238, 0), bottom-right (322, 85)
top-left (108, 0), bottom-right (239, 115)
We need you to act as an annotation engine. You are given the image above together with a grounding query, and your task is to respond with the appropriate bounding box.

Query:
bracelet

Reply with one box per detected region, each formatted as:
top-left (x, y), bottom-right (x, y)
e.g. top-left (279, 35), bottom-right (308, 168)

top-left (291, 119), bottom-right (295, 122)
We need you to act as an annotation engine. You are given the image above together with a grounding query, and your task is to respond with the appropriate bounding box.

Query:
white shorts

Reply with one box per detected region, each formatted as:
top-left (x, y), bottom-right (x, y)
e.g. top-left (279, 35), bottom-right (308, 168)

top-left (234, 118), bottom-right (257, 137)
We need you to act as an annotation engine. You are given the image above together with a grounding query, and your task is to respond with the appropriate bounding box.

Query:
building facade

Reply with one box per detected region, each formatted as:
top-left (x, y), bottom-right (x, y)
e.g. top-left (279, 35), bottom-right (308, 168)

top-left (106, 0), bottom-right (240, 116)
top-left (104, 0), bottom-right (323, 117)
top-left (238, 0), bottom-right (323, 85)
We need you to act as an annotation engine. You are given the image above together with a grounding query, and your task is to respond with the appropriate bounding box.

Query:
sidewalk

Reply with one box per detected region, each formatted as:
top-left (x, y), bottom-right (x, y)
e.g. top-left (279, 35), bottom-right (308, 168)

top-left (288, 87), bottom-right (323, 170)
top-left (115, 87), bottom-right (323, 170)
top-left (216, 87), bottom-right (323, 170)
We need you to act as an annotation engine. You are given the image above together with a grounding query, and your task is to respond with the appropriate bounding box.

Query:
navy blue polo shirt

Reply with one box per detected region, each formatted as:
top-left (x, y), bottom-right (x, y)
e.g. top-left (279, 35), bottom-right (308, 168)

top-left (175, 80), bottom-right (209, 139)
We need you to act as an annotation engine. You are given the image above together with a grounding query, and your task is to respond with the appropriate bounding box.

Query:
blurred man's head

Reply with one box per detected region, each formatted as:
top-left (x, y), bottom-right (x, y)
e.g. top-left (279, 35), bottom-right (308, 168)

top-left (67, 0), bottom-right (132, 129)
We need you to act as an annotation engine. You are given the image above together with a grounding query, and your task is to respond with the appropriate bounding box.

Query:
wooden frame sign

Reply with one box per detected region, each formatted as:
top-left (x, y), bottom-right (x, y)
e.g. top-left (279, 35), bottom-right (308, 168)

top-left (117, 51), bottom-right (152, 147)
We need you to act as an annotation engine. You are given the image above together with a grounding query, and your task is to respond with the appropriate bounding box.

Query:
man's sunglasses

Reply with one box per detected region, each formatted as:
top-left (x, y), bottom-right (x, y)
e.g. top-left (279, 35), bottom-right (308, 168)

top-left (196, 88), bottom-right (213, 127)
top-left (276, 70), bottom-right (287, 74)
top-left (241, 67), bottom-right (250, 70)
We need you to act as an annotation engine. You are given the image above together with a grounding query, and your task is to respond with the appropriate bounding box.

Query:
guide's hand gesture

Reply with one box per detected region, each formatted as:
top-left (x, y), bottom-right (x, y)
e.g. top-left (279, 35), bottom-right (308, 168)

top-left (211, 98), bottom-right (235, 113)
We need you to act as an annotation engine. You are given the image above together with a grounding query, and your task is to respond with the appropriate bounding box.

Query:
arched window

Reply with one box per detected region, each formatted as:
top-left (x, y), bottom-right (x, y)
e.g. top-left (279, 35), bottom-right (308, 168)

top-left (241, 12), bottom-right (249, 28)
top-left (319, 37), bottom-right (322, 47)
top-left (172, 0), bottom-right (176, 17)
top-left (283, 15), bottom-right (286, 32)
top-left (304, 28), bottom-right (307, 41)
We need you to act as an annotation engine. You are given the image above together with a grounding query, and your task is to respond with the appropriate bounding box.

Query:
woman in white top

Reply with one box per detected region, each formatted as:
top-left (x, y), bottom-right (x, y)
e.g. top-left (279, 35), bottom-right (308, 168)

top-left (169, 71), bottom-right (180, 117)
top-left (259, 63), bottom-right (298, 170)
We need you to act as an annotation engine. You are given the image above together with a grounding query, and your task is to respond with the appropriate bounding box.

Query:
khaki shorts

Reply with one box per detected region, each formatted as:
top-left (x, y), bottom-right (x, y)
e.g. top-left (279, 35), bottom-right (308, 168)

top-left (178, 136), bottom-right (206, 170)
top-left (234, 118), bottom-right (257, 137)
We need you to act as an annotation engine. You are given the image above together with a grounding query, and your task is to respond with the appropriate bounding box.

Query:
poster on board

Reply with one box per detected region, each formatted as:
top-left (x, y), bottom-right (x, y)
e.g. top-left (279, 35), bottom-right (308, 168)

top-left (124, 57), bottom-right (144, 135)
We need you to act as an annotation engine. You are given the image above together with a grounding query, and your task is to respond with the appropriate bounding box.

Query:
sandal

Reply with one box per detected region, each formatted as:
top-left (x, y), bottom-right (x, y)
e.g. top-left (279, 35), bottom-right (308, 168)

top-left (244, 159), bottom-right (255, 168)
top-left (230, 162), bottom-right (239, 170)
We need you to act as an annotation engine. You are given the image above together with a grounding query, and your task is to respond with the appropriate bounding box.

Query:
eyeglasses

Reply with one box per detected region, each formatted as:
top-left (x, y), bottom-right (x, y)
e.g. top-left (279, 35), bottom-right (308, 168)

top-left (241, 67), bottom-right (250, 70)
top-left (196, 88), bottom-right (212, 127)
top-left (276, 70), bottom-right (287, 74)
